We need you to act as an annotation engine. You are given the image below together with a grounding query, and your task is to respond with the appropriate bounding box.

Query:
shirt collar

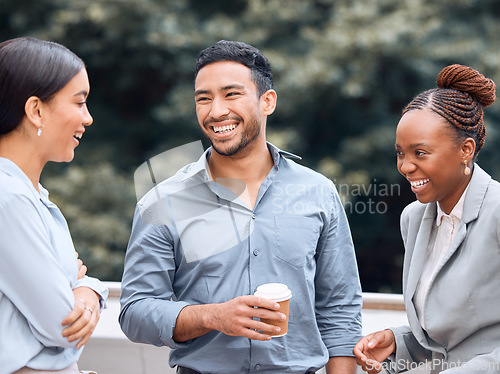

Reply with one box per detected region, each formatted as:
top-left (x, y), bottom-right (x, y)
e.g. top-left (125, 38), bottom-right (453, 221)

top-left (436, 183), bottom-right (469, 226)
top-left (180, 142), bottom-right (301, 182)
top-left (0, 156), bottom-right (29, 181)
top-left (0, 157), bottom-right (49, 200)
top-left (266, 141), bottom-right (302, 166)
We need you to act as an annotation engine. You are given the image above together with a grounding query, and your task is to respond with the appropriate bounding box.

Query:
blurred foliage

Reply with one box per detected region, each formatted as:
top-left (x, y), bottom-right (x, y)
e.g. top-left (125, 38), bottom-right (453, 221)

top-left (43, 163), bottom-right (136, 280)
top-left (2, 0), bottom-right (500, 291)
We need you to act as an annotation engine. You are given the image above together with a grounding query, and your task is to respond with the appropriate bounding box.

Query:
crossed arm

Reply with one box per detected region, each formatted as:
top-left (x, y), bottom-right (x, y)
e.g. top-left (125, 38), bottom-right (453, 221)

top-left (61, 255), bottom-right (102, 349)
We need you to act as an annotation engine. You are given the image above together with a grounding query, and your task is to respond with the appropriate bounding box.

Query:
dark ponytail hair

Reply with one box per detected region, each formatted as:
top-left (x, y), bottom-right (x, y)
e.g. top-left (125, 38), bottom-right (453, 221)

top-left (0, 37), bottom-right (84, 136)
top-left (403, 64), bottom-right (496, 158)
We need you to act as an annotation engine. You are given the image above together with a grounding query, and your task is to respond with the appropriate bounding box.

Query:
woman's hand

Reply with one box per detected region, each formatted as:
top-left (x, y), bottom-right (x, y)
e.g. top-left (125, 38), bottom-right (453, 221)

top-left (353, 329), bottom-right (396, 374)
top-left (76, 252), bottom-right (87, 280)
top-left (62, 274), bottom-right (101, 349)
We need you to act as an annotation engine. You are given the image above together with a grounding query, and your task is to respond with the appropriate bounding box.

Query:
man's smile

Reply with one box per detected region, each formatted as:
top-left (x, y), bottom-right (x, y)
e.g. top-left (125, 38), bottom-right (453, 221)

top-left (212, 123), bottom-right (237, 134)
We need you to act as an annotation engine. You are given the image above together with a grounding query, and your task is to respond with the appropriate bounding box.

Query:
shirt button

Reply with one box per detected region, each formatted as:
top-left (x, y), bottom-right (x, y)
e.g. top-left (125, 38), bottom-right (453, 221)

top-left (253, 249), bottom-right (259, 256)
top-left (254, 364), bottom-right (261, 370)
top-left (252, 213), bottom-right (256, 219)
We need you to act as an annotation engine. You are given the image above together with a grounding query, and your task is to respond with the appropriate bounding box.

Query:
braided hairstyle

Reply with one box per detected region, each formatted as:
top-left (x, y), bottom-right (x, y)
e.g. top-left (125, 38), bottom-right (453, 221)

top-left (403, 64), bottom-right (496, 158)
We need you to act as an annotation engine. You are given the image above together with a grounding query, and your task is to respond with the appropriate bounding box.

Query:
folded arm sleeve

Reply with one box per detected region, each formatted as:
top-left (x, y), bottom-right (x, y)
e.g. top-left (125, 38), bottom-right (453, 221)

top-left (74, 276), bottom-right (109, 311)
top-left (0, 194), bottom-right (77, 348)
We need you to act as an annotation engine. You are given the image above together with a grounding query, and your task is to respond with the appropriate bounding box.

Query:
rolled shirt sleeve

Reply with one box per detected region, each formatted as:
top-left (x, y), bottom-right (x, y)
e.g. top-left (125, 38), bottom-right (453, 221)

top-left (119, 206), bottom-right (191, 349)
top-left (314, 182), bottom-right (363, 357)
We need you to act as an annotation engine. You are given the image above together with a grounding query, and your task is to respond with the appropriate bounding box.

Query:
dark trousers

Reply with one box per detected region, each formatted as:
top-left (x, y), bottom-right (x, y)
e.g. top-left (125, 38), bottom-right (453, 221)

top-left (177, 367), bottom-right (316, 374)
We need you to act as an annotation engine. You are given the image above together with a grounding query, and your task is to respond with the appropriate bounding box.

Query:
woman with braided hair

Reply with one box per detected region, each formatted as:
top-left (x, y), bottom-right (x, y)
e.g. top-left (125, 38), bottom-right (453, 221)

top-left (354, 64), bottom-right (500, 374)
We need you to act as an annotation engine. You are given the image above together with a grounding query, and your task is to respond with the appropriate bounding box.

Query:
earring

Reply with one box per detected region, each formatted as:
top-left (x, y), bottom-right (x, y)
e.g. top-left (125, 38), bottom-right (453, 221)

top-left (37, 125), bottom-right (43, 137)
top-left (463, 160), bottom-right (471, 176)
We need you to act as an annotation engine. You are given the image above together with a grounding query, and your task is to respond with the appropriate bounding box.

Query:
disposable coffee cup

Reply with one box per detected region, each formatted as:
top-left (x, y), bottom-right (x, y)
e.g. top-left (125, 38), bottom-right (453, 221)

top-left (254, 283), bottom-right (292, 337)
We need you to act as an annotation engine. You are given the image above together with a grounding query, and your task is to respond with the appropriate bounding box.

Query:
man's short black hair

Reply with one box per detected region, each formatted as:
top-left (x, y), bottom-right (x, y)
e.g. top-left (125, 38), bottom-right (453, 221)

top-left (195, 40), bottom-right (273, 97)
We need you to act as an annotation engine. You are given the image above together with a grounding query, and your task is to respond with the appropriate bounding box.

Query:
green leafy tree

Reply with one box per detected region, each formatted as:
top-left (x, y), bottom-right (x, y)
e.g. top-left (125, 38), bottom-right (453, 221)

top-left (1, 0), bottom-right (499, 288)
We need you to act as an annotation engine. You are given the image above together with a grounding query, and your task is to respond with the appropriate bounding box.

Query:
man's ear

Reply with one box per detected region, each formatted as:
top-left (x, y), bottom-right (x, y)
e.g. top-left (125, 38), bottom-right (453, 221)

top-left (24, 96), bottom-right (44, 130)
top-left (261, 89), bottom-right (277, 116)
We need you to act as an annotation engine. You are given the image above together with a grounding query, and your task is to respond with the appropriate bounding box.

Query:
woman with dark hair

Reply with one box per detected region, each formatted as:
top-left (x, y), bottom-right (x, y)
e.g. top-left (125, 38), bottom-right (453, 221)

top-left (0, 37), bottom-right (108, 374)
top-left (354, 64), bottom-right (499, 374)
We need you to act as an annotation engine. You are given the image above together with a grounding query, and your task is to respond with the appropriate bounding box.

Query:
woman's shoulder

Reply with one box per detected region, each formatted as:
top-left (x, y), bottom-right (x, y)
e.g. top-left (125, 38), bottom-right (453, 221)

top-left (486, 176), bottom-right (500, 194)
top-left (0, 170), bottom-right (39, 207)
top-left (483, 177), bottom-right (500, 212)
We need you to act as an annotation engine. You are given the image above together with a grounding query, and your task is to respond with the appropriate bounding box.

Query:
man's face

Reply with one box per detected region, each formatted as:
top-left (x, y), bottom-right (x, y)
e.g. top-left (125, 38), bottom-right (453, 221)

top-left (194, 61), bottom-right (265, 157)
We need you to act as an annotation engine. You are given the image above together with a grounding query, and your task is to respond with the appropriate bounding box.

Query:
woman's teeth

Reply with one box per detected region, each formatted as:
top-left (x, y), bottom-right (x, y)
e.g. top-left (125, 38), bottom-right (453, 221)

top-left (410, 178), bottom-right (430, 188)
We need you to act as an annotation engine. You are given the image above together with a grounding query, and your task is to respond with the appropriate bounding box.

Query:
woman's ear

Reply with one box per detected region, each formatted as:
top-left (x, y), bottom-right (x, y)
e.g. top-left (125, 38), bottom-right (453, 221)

top-left (461, 137), bottom-right (476, 163)
top-left (24, 96), bottom-right (44, 130)
top-left (261, 89), bottom-right (277, 116)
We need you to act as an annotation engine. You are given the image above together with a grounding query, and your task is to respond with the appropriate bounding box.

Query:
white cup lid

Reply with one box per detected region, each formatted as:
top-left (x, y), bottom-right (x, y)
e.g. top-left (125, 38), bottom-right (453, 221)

top-left (254, 283), bottom-right (292, 302)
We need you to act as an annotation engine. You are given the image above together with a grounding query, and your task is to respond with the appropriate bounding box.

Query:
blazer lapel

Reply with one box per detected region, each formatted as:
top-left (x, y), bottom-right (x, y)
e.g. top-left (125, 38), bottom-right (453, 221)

top-left (403, 202), bottom-right (437, 348)
top-left (406, 203), bottom-right (436, 302)
top-left (433, 164), bottom-right (491, 273)
top-left (461, 164), bottom-right (490, 224)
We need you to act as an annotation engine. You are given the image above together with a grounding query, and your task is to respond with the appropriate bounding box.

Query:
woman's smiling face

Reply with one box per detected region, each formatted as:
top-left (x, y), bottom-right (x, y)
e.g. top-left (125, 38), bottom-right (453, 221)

top-left (395, 108), bottom-right (473, 214)
top-left (41, 68), bottom-right (93, 163)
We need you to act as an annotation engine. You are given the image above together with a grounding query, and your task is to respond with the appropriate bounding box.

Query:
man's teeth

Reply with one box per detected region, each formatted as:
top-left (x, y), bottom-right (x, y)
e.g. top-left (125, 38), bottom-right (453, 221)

top-left (74, 134), bottom-right (82, 140)
top-left (213, 124), bottom-right (236, 133)
top-left (410, 178), bottom-right (430, 188)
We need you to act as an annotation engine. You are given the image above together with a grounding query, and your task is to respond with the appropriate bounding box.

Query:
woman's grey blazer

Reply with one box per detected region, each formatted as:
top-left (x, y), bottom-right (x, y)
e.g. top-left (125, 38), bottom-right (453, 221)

top-left (389, 164), bottom-right (500, 374)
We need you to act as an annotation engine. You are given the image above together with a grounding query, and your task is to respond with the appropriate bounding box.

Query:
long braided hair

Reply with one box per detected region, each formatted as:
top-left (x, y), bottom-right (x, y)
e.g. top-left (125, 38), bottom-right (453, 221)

top-left (403, 64), bottom-right (496, 158)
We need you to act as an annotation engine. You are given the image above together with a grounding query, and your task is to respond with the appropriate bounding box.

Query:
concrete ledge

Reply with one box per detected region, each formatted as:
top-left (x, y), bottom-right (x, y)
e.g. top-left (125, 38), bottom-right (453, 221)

top-left (362, 292), bottom-right (405, 310)
top-left (79, 283), bottom-right (411, 374)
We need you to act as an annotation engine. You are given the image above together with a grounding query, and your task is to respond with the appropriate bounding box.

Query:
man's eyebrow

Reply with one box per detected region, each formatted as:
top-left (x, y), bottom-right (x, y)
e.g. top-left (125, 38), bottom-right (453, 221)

top-left (221, 84), bottom-right (245, 91)
top-left (195, 84), bottom-right (246, 96)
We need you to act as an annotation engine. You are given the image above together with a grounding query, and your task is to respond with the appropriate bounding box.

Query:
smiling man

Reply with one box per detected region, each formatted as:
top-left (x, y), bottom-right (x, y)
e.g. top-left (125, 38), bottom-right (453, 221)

top-left (119, 40), bottom-right (362, 374)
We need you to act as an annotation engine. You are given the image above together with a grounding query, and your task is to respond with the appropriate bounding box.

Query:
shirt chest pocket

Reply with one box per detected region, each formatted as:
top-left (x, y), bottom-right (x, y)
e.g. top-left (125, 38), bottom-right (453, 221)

top-left (274, 215), bottom-right (320, 268)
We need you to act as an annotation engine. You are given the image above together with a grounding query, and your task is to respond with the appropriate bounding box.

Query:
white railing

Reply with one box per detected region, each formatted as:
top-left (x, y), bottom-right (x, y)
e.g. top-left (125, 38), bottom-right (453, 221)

top-left (79, 282), bottom-right (409, 374)
top-left (362, 292), bottom-right (405, 310)
top-left (103, 282), bottom-right (405, 310)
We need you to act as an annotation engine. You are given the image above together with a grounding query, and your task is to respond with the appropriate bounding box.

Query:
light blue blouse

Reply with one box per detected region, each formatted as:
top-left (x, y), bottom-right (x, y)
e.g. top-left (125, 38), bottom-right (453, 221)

top-left (0, 157), bottom-right (108, 374)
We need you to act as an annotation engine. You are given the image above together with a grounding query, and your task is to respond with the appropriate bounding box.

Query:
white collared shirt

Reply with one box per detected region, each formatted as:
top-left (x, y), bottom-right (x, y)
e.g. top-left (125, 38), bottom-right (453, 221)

top-left (414, 184), bottom-right (469, 330)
